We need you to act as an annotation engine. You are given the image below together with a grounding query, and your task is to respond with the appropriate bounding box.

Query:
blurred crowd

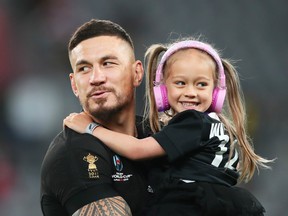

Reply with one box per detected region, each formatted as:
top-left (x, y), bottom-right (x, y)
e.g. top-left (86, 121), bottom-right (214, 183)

top-left (0, 0), bottom-right (287, 215)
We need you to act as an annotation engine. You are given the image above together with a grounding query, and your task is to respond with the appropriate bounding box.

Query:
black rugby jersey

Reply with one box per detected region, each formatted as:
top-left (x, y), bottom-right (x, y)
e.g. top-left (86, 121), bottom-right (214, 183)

top-left (152, 110), bottom-right (239, 186)
top-left (40, 116), bottom-right (150, 216)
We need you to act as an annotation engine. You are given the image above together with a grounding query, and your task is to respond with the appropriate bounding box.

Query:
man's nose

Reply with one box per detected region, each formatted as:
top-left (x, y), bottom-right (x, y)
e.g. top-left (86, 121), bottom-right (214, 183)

top-left (89, 68), bottom-right (106, 85)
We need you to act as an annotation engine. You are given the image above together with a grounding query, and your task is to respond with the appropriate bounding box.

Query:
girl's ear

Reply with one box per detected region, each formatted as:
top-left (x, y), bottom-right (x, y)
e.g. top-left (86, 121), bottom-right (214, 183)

top-left (69, 73), bottom-right (79, 97)
top-left (133, 60), bottom-right (144, 87)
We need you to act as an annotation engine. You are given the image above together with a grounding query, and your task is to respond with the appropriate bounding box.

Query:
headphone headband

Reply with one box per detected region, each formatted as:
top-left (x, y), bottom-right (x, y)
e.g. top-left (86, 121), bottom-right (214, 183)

top-left (154, 40), bottom-right (225, 88)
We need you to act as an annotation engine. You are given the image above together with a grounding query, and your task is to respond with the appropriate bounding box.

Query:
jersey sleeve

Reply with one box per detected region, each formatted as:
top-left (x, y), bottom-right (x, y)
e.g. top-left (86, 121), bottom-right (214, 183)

top-left (41, 128), bottom-right (120, 215)
top-left (152, 110), bottom-right (210, 162)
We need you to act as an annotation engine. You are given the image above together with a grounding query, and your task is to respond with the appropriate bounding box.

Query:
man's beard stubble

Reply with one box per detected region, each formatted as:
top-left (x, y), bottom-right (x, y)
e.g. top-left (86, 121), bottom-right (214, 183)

top-left (84, 94), bottom-right (131, 122)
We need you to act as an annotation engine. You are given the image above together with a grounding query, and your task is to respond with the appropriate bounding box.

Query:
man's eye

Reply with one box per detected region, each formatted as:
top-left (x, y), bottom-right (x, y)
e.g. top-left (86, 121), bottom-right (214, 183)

top-left (79, 66), bottom-right (90, 72)
top-left (103, 61), bottom-right (115, 66)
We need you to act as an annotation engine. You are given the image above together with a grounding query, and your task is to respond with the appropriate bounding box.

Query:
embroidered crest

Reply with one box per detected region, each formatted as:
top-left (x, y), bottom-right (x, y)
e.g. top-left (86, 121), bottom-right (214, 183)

top-left (83, 153), bottom-right (99, 179)
top-left (113, 155), bottom-right (123, 172)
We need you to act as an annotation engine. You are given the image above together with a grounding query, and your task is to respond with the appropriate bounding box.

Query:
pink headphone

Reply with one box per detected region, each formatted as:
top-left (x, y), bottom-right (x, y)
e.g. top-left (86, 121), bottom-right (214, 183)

top-left (153, 40), bottom-right (226, 113)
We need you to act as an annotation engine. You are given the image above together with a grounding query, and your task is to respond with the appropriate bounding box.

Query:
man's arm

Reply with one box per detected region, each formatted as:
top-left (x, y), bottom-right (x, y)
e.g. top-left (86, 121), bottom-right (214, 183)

top-left (72, 196), bottom-right (132, 216)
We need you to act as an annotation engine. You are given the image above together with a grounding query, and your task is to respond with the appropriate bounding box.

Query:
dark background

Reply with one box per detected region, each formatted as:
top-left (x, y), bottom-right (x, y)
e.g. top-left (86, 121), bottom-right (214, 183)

top-left (0, 0), bottom-right (287, 215)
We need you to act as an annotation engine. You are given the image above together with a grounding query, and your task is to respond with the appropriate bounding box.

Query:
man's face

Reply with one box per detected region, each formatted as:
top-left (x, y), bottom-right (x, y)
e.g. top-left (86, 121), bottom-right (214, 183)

top-left (69, 36), bottom-right (142, 120)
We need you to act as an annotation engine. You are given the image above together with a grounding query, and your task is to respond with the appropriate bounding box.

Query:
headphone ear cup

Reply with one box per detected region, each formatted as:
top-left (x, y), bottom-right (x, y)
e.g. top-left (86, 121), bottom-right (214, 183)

top-left (153, 84), bottom-right (170, 112)
top-left (210, 87), bottom-right (226, 113)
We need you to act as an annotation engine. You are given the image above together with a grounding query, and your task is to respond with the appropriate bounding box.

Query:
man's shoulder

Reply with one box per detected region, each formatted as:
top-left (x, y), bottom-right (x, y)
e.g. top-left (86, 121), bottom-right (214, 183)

top-left (45, 127), bottom-right (109, 156)
top-left (45, 127), bottom-right (72, 154)
top-left (41, 128), bottom-right (69, 172)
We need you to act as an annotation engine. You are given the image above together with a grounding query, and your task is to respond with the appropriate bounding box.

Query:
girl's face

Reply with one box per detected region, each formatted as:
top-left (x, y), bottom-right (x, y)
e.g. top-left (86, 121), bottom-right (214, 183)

top-left (164, 49), bottom-right (216, 114)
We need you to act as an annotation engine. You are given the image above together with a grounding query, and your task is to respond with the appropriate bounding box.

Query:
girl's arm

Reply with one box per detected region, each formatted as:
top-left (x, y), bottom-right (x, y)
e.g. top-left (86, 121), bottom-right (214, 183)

top-left (64, 112), bottom-right (165, 160)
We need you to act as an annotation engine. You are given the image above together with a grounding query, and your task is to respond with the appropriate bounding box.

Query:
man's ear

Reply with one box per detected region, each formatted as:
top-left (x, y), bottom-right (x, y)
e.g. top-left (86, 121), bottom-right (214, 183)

top-left (69, 73), bottom-right (78, 97)
top-left (133, 60), bottom-right (144, 87)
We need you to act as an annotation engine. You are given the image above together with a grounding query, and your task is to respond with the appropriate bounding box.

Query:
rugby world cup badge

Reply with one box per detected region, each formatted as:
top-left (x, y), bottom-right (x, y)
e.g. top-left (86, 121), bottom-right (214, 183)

top-left (113, 155), bottom-right (123, 172)
top-left (112, 155), bottom-right (133, 182)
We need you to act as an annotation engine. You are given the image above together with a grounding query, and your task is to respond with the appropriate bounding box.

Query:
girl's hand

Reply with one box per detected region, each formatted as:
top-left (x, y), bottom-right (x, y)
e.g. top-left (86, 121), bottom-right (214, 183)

top-left (63, 112), bottom-right (93, 134)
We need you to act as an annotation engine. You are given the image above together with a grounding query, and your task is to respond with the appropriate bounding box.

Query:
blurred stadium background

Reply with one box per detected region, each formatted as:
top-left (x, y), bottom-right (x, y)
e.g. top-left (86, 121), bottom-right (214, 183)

top-left (0, 0), bottom-right (287, 215)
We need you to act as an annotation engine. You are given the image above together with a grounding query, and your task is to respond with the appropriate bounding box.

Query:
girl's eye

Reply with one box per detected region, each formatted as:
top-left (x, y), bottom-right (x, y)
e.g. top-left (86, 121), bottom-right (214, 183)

top-left (197, 82), bottom-right (207, 87)
top-left (175, 81), bottom-right (185, 86)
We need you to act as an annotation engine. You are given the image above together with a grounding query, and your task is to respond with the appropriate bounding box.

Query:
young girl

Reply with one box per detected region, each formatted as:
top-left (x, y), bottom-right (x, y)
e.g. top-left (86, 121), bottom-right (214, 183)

top-left (64, 39), bottom-right (272, 215)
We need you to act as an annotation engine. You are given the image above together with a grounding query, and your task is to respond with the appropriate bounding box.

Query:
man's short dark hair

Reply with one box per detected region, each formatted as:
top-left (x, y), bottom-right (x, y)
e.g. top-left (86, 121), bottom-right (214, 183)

top-left (68, 19), bottom-right (134, 52)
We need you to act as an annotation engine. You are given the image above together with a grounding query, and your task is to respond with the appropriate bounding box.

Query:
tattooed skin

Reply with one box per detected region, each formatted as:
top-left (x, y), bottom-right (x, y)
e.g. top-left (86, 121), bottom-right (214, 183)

top-left (72, 196), bottom-right (132, 216)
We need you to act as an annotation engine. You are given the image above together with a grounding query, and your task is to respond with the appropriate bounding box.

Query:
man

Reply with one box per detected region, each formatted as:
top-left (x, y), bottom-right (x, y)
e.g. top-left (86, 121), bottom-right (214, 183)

top-left (40, 19), bottom-right (151, 216)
